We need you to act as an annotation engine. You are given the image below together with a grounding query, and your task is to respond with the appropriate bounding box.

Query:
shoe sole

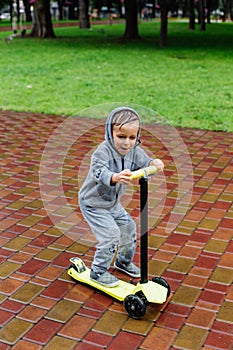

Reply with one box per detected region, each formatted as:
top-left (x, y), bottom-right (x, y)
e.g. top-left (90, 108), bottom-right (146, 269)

top-left (114, 263), bottom-right (140, 278)
top-left (90, 277), bottom-right (119, 288)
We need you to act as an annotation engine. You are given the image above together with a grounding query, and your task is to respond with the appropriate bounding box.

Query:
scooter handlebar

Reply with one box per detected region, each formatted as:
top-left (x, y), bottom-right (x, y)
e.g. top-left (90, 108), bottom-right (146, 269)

top-left (130, 165), bottom-right (158, 180)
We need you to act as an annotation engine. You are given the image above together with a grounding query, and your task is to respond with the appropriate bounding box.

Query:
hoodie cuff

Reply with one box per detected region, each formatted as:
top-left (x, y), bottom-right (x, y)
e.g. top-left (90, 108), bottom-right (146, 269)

top-left (99, 169), bottom-right (114, 187)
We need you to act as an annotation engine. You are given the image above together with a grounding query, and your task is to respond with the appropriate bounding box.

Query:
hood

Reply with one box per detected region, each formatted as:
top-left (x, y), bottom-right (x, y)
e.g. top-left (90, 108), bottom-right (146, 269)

top-left (105, 107), bottom-right (141, 152)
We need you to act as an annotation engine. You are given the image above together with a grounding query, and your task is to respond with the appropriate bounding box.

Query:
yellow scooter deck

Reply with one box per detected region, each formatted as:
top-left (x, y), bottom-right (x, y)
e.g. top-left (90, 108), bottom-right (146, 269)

top-left (68, 257), bottom-right (168, 304)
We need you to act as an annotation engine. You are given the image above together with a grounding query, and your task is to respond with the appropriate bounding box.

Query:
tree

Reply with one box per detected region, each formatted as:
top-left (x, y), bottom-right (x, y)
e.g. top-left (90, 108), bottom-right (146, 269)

top-left (221, 0), bottom-right (233, 21)
top-left (189, 0), bottom-right (195, 29)
top-left (199, 0), bottom-right (206, 30)
top-left (22, 0), bottom-right (32, 22)
top-left (30, 0), bottom-right (56, 38)
top-left (79, 0), bottom-right (90, 29)
top-left (123, 0), bottom-right (139, 39)
top-left (158, 0), bottom-right (169, 47)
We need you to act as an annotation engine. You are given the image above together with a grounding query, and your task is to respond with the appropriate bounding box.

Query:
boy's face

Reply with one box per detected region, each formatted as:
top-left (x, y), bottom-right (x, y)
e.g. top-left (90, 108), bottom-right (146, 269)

top-left (112, 122), bottom-right (139, 156)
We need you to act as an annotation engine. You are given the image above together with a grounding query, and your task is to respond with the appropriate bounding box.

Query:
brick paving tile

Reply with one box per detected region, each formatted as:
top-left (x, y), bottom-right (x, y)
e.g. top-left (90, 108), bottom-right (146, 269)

top-left (0, 318), bottom-right (33, 345)
top-left (17, 305), bottom-right (47, 323)
top-left (58, 315), bottom-right (96, 340)
top-left (0, 343), bottom-right (10, 350)
top-left (155, 312), bottom-right (186, 331)
top-left (64, 283), bottom-right (95, 303)
top-left (78, 307), bottom-right (104, 319)
top-left (174, 325), bottom-right (208, 350)
top-left (107, 331), bottom-right (144, 350)
top-left (11, 340), bottom-right (42, 350)
top-left (3, 237), bottom-right (31, 250)
top-left (93, 310), bottom-right (128, 336)
top-left (182, 274), bottom-right (208, 289)
top-left (45, 299), bottom-right (82, 322)
top-left (30, 296), bottom-right (57, 310)
top-left (172, 285), bottom-right (201, 306)
top-left (186, 308), bottom-right (216, 329)
top-left (30, 234), bottom-right (57, 248)
top-left (34, 248), bottom-right (61, 261)
top-left (219, 252), bottom-right (233, 269)
top-left (8, 251), bottom-right (32, 264)
top-left (140, 327), bottom-right (177, 350)
top-left (11, 283), bottom-right (44, 304)
top-left (29, 277), bottom-right (51, 287)
top-left (17, 259), bottom-right (48, 276)
top-left (205, 281), bottom-right (229, 294)
top-left (0, 278), bottom-right (24, 295)
top-left (24, 319), bottom-right (62, 345)
top-left (41, 279), bottom-right (72, 299)
top-left (212, 267), bottom-right (233, 286)
top-left (195, 300), bottom-right (220, 312)
top-left (122, 317), bottom-right (153, 335)
top-left (82, 331), bottom-right (113, 348)
top-left (199, 289), bottom-right (226, 306)
top-left (10, 272), bottom-right (31, 282)
top-left (0, 261), bottom-right (21, 278)
top-left (36, 265), bottom-right (64, 281)
top-left (83, 292), bottom-right (113, 312)
top-left (212, 319), bottom-right (233, 335)
top-left (1, 112), bottom-right (233, 349)
top-left (226, 285), bottom-right (233, 301)
top-left (168, 256), bottom-right (194, 273)
top-left (0, 310), bottom-right (15, 327)
top-left (0, 248), bottom-right (14, 258)
top-left (217, 301), bottom-right (233, 323)
top-left (74, 343), bottom-right (102, 350)
top-left (0, 299), bottom-right (25, 313)
top-left (204, 331), bottom-right (233, 350)
top-left (43, 336), bottom-right (77, 349)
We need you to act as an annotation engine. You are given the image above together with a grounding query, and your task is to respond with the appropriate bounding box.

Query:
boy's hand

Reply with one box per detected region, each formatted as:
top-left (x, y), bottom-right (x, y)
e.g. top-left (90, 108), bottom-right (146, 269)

top-left (111, 169), bottom-right (132, 185)
top-left (150, 159), bottom-right (164, 171)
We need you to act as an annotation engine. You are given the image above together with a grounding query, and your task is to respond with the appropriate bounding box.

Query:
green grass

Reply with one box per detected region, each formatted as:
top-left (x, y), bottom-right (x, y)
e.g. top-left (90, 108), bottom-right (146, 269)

top-left (0, 20), bottom-right (232, 131)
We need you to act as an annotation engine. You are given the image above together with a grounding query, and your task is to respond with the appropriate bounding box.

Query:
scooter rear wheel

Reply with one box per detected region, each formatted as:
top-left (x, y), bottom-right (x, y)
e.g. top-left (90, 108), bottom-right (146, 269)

top-left (123, 294), bottom-right (146, 319)
top-left (152, 276), bottom-right (171, 297)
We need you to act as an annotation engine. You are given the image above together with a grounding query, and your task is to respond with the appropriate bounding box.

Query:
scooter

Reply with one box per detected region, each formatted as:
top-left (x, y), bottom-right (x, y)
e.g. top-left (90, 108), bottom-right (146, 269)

top-left (68, 166), bottom-right (170, 319)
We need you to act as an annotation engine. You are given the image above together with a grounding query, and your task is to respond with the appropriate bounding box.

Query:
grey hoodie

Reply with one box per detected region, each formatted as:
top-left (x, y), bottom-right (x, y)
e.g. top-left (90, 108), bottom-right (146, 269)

top-left (78, 107), bottom-right (152, 209)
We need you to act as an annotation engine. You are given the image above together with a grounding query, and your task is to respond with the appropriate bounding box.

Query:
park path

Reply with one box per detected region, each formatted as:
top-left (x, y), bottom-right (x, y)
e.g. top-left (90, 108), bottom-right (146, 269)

top-left (0, 110), bottom-right (233, 350)
top-left (0, 19), bottom-right (122, 33)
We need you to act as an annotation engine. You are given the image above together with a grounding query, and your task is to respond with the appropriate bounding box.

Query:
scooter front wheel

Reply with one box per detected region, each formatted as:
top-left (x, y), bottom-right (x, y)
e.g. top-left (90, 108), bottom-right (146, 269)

top-left (123, 294), bottom-right (146, 319)
top-left (152, 276), bottom-right (171, 297)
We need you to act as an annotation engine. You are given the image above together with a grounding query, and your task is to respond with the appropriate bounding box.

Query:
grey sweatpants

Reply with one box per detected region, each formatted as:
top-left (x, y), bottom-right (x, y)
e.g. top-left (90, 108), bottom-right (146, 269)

top-left (80, 204), bottom-right (137, 274)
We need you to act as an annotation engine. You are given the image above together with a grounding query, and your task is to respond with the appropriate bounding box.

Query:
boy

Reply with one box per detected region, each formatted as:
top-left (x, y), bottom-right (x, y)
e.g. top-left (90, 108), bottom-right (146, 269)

top-left (78, 107), bottom-right (164, 287)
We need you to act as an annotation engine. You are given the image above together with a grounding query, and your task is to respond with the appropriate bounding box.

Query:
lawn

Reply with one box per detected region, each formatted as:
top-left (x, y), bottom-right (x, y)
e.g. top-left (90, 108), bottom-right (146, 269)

top-left (0, 20), bottom-right (232, 131)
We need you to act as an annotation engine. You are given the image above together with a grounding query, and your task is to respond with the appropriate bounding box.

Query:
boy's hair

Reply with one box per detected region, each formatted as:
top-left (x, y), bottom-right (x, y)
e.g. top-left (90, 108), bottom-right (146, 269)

top-left (111, 110), bottom-right (139, 130)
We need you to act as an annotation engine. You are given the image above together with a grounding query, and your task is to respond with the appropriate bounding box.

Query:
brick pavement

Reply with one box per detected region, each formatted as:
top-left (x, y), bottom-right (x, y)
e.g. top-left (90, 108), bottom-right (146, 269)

top-left (0, 110), bottom-right (232, 350)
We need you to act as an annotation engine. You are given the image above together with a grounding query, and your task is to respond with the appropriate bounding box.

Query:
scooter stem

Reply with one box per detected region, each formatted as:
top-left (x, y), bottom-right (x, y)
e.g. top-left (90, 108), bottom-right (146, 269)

top-left (139, 177), bottom-right (148, 284)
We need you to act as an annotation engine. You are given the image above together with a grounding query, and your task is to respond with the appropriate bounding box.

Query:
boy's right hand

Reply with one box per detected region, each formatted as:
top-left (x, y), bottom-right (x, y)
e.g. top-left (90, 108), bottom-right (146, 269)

top-left (111, 169), bottom-right (132, 185)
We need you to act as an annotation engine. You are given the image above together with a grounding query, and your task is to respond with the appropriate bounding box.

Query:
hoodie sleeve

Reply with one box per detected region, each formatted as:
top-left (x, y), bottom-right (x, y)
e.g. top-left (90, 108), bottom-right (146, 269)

top-left (132, 146), bottom-right (153, 170)
top-left (90, 146), bottom-right (114, 187)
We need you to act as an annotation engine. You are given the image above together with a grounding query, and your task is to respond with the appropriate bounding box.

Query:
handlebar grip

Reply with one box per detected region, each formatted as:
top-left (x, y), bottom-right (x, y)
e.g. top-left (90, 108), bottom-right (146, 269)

top-left (130, 166), bottom-right (158, 180)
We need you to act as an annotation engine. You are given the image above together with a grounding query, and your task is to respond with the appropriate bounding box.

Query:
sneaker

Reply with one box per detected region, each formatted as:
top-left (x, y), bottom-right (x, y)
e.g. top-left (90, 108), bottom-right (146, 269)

top-left (114, 259), bottom-right (140, 278)
top-left (90, 270), bottom-right (119, 287)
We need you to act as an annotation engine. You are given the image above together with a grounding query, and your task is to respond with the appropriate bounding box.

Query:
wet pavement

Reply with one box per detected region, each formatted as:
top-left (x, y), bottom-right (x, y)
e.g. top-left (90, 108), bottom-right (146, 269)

top-left (0, 110), bottom-right (232, 350)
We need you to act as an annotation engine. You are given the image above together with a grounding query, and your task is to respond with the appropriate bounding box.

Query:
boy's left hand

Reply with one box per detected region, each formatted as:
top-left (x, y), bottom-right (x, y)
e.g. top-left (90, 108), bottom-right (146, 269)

top-left (150, 159), bottom-right (164, 171)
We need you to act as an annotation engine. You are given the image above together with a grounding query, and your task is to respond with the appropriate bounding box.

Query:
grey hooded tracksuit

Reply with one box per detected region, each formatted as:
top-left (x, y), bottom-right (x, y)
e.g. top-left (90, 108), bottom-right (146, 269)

top-left (78, 107), bottom-right (152, 275)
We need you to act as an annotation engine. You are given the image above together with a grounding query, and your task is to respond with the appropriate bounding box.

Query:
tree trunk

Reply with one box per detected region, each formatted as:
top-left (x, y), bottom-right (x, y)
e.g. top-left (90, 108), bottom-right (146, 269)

top-left (30, 0), bottom-right (56, 38)
top-left (206, 0), bottom-right (211, 23)
top-left (159, 0), bottom-right (168, 47)
top-left (189, 0), bottom-right (195, 29)
top-left (23, 0), bottom-right (32, 22)
top-left (123, 0), bottom-right (140, 39)
top-left (79, 0), bottom-right (90, 29)
top-left (199, 0), bottom-right (206, 31)
top-left (57, 0), bottom-right (63, 21)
